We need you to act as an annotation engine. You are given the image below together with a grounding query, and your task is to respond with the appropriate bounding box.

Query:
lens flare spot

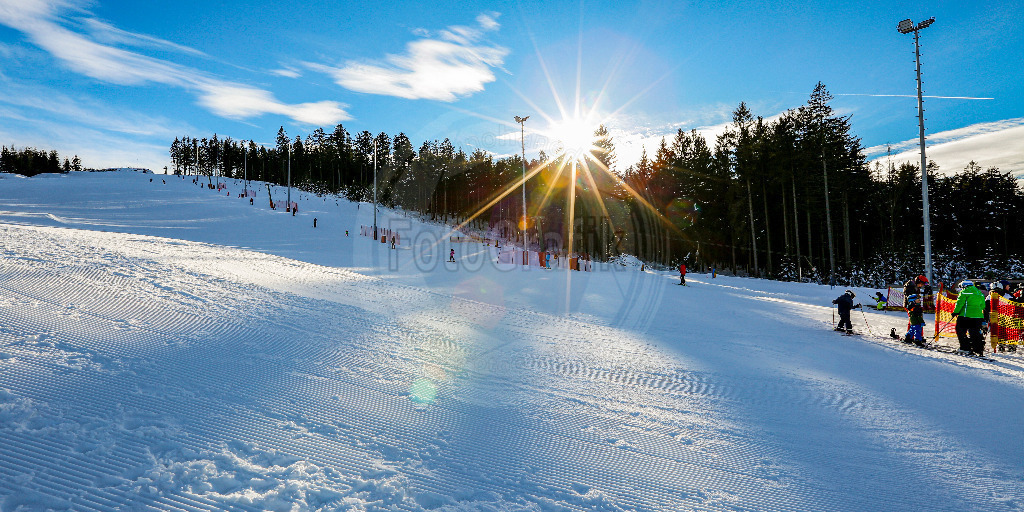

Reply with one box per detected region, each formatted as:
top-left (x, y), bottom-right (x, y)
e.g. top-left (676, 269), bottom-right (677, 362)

top-left (409, 378), bottom-right (437, 404)
top-left (665, 198), bottom-right (700, 229)
top-left (452, 276), bottom-right (506, 329)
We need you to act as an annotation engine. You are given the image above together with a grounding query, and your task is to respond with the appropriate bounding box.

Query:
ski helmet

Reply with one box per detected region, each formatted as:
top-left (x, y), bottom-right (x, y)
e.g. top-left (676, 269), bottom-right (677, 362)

top-left (916, 275), bottom-right (928, 283)
top-left (961, 280), bottom-right (974, 289)
top-left (845, 289), bottom-right (856, 298)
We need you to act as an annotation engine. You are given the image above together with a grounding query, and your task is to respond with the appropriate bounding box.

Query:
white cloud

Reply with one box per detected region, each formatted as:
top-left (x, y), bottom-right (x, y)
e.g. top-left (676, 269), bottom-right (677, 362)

top-left (0, 0), bottom-right (350, 125)
top-left (81, 18), bottom-right (208, 57)
top-left (313, 13), bottom-right (508, 102)
top-left (195, 83), bottom-right (349, 126)
top-left (270, 67), bottom-right (301, 79)
top-left (608, 110), bottom-right (789, 170)
top-left (0, 81), bottom-right (192, 138)
top-left (867, 118), bottom-right (1024, 177)
top-left (476, 13), bottom-right (500, 31)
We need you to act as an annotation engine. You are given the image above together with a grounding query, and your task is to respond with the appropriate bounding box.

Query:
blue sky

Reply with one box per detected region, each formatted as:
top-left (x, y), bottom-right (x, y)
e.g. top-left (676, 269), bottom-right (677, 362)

top-left (1, 0), bottom-right (1022, 176)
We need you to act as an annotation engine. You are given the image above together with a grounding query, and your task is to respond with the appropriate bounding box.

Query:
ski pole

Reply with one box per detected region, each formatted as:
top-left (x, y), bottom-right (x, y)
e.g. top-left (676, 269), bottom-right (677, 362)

top-left (860, 308), bottom-right (874, 337)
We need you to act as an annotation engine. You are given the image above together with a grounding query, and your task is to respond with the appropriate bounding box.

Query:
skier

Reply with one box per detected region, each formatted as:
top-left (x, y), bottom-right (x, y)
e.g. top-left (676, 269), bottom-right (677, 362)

top-left (904, 294), bottom-right (926, 346)
top-left (678, 263), bottom-right (687, 285)
top-left (952, 280), bottom-right (986, 356)
top-left (313, 218), bottom-right (317, 228)
top-left (873, 291), bottom-right (888, 310)
top-left (832, 290), bottom-right (860, 334)
top-left (391, 235), bottom-right (396, 249)
top-left (449, 249), bottom-right (456, 262)
top-left (250, 197), bottom-right (253, 205)
top-left (345, 230), bottom-right (349, 237)
top-left (902, 275), bottom-right (930, 308)
top-left (990, 280), bottom-right (1012, 299)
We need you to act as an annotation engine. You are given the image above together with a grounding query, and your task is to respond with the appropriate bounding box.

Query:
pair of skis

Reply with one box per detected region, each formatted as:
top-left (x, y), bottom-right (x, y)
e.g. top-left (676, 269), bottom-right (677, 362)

top-left (884, 328), bottom-right (997, 362)
top-left (833, 326), bottom-right (996, 362)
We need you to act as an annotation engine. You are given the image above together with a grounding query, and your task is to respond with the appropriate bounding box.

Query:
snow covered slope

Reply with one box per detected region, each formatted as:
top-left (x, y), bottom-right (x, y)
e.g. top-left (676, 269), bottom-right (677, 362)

top-left (1, 171), bottom-right (1023, 511)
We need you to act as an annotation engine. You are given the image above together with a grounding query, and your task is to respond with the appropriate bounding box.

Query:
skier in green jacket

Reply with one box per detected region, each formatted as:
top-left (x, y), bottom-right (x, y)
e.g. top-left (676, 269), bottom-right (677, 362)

top-left (952, 280), bottom-right (987, 356)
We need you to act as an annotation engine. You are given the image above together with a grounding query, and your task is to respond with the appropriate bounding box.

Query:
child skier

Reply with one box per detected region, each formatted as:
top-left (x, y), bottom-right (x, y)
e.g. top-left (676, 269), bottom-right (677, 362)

top-left (873, 291), bottom-right (887, 310)
top-left (904, 294), bottom-right (926, 346)
top-left (832, 290), bottom-right (859, 334)
top-left (678, 263), bottom-right (687, 285)
top-left (449, 249), bottom-right (456, 262)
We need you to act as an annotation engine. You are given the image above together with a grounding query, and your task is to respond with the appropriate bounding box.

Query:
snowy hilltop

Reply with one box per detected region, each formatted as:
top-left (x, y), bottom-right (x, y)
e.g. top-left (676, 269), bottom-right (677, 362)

top-left (0, 170), bottom-right (1022, 511)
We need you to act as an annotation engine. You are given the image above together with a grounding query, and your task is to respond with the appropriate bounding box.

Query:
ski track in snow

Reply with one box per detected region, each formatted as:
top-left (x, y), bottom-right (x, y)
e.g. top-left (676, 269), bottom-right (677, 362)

top-left (0, 172), bottom-right (1023, 511)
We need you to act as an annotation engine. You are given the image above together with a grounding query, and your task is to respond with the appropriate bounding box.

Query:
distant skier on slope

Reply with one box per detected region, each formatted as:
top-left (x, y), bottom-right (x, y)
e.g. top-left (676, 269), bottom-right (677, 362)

top-left (832, 290), bottom-right (860, 335)
top-left (449, 249), bottom-right (456, 262)
top-left (678, 263), bottom-right (687, 285)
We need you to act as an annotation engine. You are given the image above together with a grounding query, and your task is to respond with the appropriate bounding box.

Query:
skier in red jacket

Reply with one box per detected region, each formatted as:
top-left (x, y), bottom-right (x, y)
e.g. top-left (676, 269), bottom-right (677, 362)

top-left (678, 263), bottom-right (687, 285)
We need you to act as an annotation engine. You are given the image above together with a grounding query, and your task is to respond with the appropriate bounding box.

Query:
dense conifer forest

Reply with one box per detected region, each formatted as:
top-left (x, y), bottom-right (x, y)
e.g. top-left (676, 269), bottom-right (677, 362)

top-left (160, 84), bottom-right (1024, 284)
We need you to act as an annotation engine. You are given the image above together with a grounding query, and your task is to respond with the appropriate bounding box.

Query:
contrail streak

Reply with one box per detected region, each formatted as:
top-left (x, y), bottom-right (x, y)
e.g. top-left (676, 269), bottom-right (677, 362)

top-left (837, 93), bottom-right (994, 100)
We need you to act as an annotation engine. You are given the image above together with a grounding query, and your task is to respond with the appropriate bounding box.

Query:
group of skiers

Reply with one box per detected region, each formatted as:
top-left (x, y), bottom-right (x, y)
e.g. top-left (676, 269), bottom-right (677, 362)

top-left (835, 273), bottom-right (1021, 357)
top-left (953, 279), bottom-right (1022, 355)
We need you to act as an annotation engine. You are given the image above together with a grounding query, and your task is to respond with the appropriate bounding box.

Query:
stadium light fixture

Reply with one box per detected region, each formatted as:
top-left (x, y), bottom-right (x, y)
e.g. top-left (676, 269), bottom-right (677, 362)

top-left (898, 16), bottom-right (936, 285)
top-left (514, 115), bottom-right (530, 242)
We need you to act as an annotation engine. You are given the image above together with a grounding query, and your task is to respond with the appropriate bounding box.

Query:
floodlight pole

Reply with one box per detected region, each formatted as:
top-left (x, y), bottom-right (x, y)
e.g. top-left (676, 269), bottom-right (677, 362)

top-left (901, 17), bottom-right (935, 284)
top-left (372, 137), bottom-right (378, 240)
top-left (287, 144), bottom-right (291, 209)
top-left (515, 115), bottom-right (529, 245)
top-left (243, 143), bottom-right (247, 196)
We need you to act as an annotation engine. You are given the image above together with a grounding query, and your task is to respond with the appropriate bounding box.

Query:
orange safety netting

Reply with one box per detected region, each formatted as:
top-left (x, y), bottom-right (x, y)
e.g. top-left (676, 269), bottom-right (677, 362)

top-left (933, 287), bottom-right (958, 339)
top-left (989, 293), bottom-right (1024, 348)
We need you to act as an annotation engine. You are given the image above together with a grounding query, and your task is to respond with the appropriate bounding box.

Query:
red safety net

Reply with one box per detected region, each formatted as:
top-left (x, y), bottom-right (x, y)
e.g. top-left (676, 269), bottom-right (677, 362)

top-left (989, 293), bottom-right (1024, 348)
top-left (933, 286), bottom-right (958, 339)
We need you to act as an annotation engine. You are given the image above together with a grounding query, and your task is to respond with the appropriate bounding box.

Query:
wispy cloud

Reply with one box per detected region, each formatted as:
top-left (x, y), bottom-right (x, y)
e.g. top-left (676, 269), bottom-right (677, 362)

top-left (836, 93), bottom-right (994, 100)
top-left (270, 66), bottom-right (301, 79)
top-left (195, 83), bottom-right (347, 126)
top-left (81, 18), bottom-right (208, 57)
top-left (0, 0), bottom-right (350, 125)
top-left (866, 118), bottom-right (1024, 176)
top-left (0, 79), bottom-right (192, 138)
top-left (607, 108), bottom-right (789, 170)
top-left (311, 13), bottom-right (507, 102)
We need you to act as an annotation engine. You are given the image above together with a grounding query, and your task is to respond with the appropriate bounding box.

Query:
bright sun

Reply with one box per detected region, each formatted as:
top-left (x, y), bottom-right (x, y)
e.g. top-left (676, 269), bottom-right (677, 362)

top-left (546, 117), bottom-right (599, 162)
